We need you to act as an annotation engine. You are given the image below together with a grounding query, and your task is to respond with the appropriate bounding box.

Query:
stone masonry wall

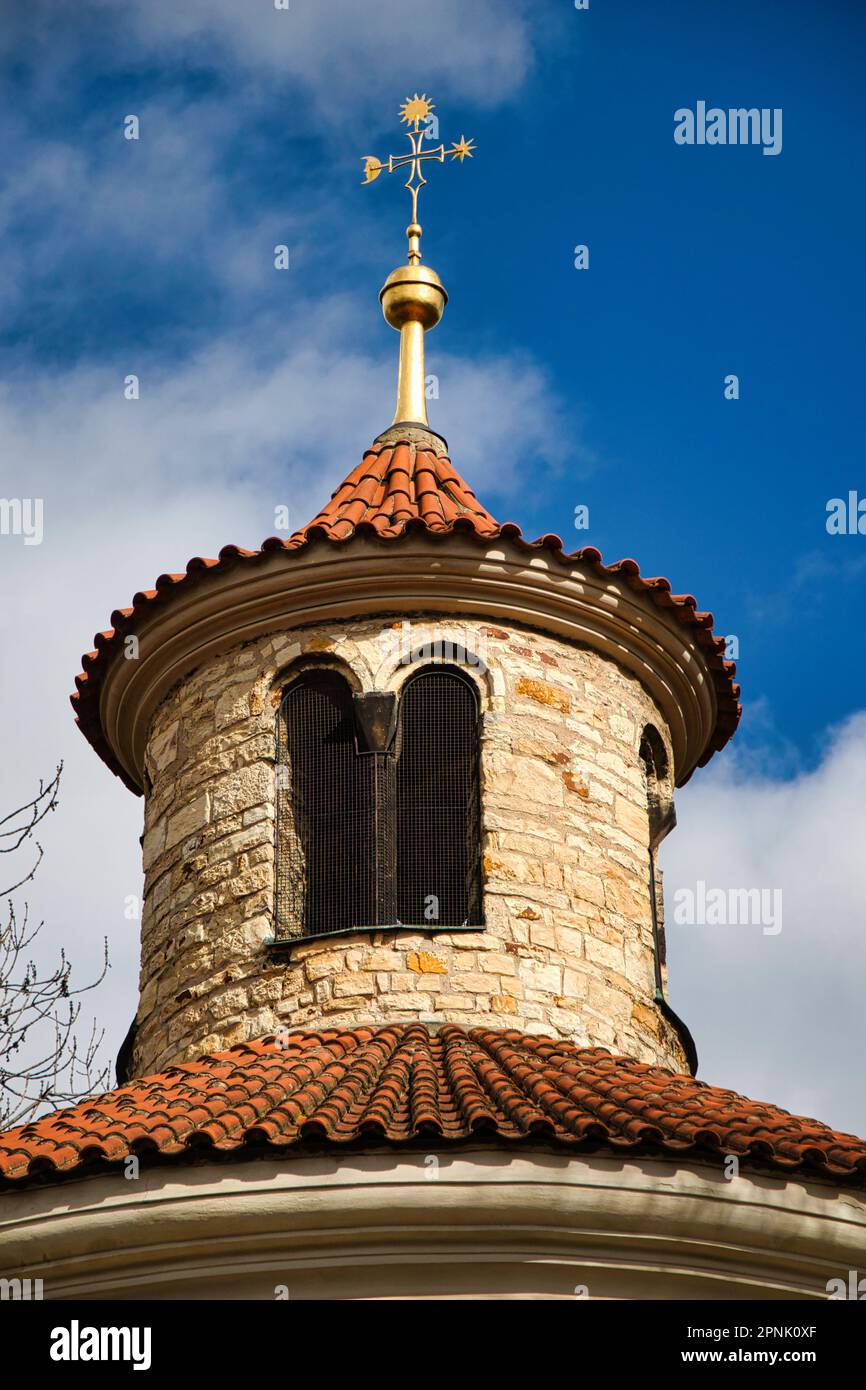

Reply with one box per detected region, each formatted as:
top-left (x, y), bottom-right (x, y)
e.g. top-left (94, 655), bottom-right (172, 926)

top-left (133, 615), bottom-right (685, 1076)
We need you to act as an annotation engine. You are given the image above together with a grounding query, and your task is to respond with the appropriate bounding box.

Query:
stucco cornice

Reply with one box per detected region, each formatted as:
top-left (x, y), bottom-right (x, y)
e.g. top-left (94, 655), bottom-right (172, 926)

top-left (1, 1151), bottom-right (862, 1300)
top-left (91, 535), bottom-right (726, 792)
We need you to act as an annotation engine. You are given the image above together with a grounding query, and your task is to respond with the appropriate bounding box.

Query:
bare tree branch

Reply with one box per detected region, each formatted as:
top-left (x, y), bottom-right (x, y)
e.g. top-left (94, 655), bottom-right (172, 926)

top-left (0, 766), bottom-right (111, 1129)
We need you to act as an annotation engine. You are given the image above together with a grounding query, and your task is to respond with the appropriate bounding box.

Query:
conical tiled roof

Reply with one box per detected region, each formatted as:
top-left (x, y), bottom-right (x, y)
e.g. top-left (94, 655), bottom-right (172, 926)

top-left (2, 1025), bottom-right (864, 1189)
top-left (285, 432), bottom-right (501, 545)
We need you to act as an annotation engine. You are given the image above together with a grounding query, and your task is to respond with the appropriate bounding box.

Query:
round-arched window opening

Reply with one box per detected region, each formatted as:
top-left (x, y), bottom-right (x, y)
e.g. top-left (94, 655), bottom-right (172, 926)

top-left (275, 664), bottom-right (483, 941)
top-left (276, 668), bottom-right (376, 939)
top-left (395, 666), bottom-right (482, 928)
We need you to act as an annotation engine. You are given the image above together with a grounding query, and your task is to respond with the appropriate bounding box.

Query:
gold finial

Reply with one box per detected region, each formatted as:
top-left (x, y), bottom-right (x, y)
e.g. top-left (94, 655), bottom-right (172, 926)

top-left (362, 95), bottom-right (476, 429)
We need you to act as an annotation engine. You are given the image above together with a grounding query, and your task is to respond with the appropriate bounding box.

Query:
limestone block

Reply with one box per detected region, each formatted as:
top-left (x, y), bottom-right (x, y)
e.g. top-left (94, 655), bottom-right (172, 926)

top-left (514, 676), bottom-right (571, 714)
top-left (478, 952), bottom-right (517, 976)
top-left (138, 979), bottom-right (157, 1019)
top-left (332, 973), bottom-right (376, 998)
top-left (584, 935), bottom-right (626, 971)
top-left (451, 973), bottom-right (488, 993)
top-left (215, 685), bottom-right (253, 730)
top-left (407, 950), bottom-right (447, 974)
top-left (362, 948), bottom-right (405, 972)
top-left (383, 992), bottom-right (432, 1011)
top-left (528, 923), bottom-right (557, 949)
top-left (561, 967), bottom-right (590, 1000)
top-left (210, 764), bottom-right (272, 820)
top-left (430, 932), bottom-right (486, 949)
top-left (142, 814), bottom-right (168, 872)
top-left (614, 793), bottom-right (647, 843)
top-left (519, 959), bottom-right (562, 994)
top-left (148, 719), bottom-right (179, 774)
top-left (208, 988), bottom-right (250, 1020)
top-left (303, 952), bottom-right (346, 982)
top-left (165, 792), bottom-right (210, 851)
top-left (563, 866), bottom-right (605, 908)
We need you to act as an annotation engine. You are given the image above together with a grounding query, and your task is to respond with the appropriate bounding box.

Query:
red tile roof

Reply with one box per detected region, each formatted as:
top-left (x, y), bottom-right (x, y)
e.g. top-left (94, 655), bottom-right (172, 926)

top-left (1, 1025), bottom-right (863, 1189)
top-left (284, 438), bottom-right (502, 543)
top-left (71, 434), bottom-right (741, 790)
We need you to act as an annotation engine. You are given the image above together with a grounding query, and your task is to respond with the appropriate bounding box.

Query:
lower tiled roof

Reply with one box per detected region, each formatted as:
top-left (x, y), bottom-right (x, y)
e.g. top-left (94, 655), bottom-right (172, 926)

top-left (1, 1025), bottom-right (863, 1189)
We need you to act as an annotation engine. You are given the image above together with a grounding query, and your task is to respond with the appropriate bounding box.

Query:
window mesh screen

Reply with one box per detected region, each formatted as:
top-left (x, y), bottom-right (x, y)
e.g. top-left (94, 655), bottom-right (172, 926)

top-left (276, 671), bottom-right (376, 938)
top-left (395, 670), bottom-right (482, 926)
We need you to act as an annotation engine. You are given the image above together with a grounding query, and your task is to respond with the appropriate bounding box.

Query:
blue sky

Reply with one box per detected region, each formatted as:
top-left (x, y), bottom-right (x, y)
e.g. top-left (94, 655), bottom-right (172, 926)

top-left (1, 0), bottom-right (864, 1131)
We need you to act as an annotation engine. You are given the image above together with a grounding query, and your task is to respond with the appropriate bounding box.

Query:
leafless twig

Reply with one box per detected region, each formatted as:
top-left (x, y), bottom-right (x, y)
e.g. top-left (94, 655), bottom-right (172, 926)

top-left (0, 766), bottom-right (111, 1129)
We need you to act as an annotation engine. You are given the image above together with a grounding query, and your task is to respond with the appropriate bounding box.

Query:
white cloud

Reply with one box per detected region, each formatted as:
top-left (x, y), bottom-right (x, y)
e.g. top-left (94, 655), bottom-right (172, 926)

top-left (0, 0), bottom-right (557, 339)
top-left (0, 96), bottom-right (326, 321)
top-left (109, 0), bottom-right (536, 120)
top-left (0, 0), bottom-right (541, 130)
top-left (661, 712), bottom-right (866, 1137)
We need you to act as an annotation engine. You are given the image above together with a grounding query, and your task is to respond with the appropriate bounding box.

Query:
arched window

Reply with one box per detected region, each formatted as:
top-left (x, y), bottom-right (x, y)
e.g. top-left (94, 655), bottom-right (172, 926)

top-left (395, 668), bottom-right (482, 927)
top-left (639, 723), bottom-right (698, 1074)
top-left (277, 669), bottom-right (376, 938)
top-left (640, 723), bottom-right (675, 986)
top-left (640, 724), bottom-right (674, 850)
top-left (275, 664), bottom-right (483, 940)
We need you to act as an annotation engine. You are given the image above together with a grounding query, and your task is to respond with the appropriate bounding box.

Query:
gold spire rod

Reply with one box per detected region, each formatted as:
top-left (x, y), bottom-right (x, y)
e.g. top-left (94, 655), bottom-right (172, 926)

top-left (361, 95), bottom-right (475, 427)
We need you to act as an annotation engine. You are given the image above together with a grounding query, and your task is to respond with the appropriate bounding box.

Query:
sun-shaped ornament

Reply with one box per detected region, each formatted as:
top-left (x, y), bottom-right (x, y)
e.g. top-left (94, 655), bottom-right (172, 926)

top-left (399, 93), bottom-right (435, 129)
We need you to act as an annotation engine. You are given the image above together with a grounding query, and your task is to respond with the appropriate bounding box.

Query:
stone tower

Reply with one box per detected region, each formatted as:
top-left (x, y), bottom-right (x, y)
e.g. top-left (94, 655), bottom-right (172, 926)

top-left (71, 148), bottom-right (739, 1084)
top-left (80, 429), bottom-right (738, 1079)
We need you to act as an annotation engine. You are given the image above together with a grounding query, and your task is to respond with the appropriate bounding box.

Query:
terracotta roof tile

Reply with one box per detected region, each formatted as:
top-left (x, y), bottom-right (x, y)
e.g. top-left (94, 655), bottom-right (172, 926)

top-left (1, 1025), bottom-right (862, 1190)
top-left (283, 439), bottom-right (502, 544)
top-left (70, 435), bottom-right (741, 791)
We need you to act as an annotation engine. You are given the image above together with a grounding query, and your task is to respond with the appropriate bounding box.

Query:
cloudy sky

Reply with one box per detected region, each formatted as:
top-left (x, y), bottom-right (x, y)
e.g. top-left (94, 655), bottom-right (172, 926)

top-left (1, 0), bottom-right (864, 1133)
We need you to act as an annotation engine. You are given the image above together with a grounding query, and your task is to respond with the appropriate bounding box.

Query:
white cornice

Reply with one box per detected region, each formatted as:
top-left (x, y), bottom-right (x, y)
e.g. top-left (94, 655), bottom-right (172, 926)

top-left (1, 1151), bottom-right (862, 1299)
top-left (97, 535), bottom-right (719, 791)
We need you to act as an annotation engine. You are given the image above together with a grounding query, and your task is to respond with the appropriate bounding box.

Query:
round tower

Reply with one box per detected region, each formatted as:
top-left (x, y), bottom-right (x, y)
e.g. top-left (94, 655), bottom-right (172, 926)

top-left (89, 463), bottom-right (735, 1078)
top-left (70, 105), bottom-right (740, 1079)
top-left (74, 399), bottom-right (737, 1080)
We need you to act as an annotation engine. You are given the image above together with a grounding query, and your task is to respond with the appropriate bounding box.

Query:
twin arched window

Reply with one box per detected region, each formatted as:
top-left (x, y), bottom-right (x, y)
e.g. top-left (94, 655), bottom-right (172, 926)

top-left (276, 667), bottom-right (482, 940)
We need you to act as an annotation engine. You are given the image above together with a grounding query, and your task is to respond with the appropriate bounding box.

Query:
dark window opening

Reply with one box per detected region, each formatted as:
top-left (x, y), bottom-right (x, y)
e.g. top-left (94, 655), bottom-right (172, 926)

top-left (640, 723), bottom-right (675, 983)
top-left (277, 669), bottom-right (376, 939)
top-left (396, 669), bottom-right (482, 927)
top-left (275, 665), bottom-right (482, 940)
top-left (640, 724), bottom-right (675, 850)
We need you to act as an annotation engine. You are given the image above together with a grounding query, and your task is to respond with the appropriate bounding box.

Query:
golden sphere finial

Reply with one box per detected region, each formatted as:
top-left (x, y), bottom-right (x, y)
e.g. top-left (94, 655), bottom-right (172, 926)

top-left (379, 262), bottom-right (447, 333)
top-left (379, 262), bottom-right (447, 426)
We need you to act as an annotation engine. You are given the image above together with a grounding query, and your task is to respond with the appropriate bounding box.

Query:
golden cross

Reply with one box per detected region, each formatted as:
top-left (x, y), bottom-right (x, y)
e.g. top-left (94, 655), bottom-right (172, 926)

top-left (361, 94), bottom-right (475, 265)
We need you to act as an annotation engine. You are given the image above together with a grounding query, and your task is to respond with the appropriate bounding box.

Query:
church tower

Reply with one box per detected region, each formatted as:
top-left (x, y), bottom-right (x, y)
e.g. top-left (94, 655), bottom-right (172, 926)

top-left (74, 95), bottom-right (738, 1082)
top-left (1, 97), bottom-right (863, 1302)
